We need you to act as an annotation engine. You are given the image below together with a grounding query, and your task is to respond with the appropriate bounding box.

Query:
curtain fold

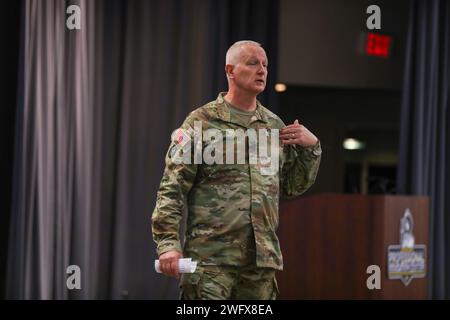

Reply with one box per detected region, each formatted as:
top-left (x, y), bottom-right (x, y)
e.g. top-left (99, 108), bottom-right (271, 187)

top-left (7, 0), bottom-right (279, 299)
top-left (397, 0), bottom-right (450, 299)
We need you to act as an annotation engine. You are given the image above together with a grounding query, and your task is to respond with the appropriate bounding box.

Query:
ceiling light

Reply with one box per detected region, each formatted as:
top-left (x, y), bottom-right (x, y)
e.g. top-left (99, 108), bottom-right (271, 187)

top-left (275, 83), bottom-right (287, 92)
top-left (343, 138), bottom-right (365, 150)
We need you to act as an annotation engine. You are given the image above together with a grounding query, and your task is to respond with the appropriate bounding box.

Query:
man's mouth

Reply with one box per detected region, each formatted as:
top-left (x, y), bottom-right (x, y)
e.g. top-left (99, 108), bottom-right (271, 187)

top-left (256, 80), bottom-right (265, 84)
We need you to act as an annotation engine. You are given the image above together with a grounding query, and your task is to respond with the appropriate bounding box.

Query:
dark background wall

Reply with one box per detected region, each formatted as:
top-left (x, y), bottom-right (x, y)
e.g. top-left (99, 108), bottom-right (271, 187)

top-left (278, 87), bottom-right (400, 194)
top-left (276, 0), bottom-right (409, 195)
top-left (278, 0), bottom-right (409, 89)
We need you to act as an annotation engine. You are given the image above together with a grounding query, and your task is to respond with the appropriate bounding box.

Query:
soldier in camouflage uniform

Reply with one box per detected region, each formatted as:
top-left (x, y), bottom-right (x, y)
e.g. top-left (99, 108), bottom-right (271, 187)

top-left (152, 40), bottom-right (321, 299)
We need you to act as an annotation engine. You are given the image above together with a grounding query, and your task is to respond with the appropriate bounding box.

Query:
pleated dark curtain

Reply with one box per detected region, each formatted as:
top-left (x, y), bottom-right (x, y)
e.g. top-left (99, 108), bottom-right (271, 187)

top-left (7, 0), bottom-right (279, 299)
top-left (0, 1), bottom-right (21, 300)
top-left (397, 0), bottom-right (450, 299)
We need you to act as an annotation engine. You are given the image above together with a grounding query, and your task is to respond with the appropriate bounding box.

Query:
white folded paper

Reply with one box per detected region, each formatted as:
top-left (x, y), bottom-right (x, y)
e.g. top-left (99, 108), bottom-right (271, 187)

top-left (155, 258), bottom-right (198, 274)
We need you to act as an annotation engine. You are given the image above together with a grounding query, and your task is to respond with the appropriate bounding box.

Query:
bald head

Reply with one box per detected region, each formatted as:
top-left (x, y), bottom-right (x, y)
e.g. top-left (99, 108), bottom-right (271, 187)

top-left (225, 40), bottom-right (263, 66)
top-left (224, 40), bottom-right (268, 95)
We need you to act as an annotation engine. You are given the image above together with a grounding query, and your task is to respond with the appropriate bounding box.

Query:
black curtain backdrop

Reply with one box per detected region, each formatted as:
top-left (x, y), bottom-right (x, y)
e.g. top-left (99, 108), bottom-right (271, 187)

top-left (397, 0), bottom-right (450, 299)
top-left (6, 0), bottom-right (279, 299)
top-left (0, 2), bottom-right (21, 300)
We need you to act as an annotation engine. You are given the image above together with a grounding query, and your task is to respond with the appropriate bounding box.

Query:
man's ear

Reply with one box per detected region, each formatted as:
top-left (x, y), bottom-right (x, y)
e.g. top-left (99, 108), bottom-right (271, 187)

top-left (225, 64), bottom-right (234, 79)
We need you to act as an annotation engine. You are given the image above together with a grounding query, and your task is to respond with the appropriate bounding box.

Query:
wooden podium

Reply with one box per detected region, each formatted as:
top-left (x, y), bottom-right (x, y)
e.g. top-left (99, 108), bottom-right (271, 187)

top-left (277, 193), bottom-right (429, 299)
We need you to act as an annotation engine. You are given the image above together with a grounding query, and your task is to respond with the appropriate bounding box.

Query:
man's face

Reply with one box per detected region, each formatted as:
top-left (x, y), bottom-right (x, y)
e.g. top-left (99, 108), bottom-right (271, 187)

top-left (230, 45), bottom-right (268, 94)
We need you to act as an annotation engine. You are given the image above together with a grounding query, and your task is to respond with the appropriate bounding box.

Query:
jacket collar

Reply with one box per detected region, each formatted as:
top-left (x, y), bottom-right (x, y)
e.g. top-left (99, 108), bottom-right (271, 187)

top-left (213, 92), bottom-right (269, 124)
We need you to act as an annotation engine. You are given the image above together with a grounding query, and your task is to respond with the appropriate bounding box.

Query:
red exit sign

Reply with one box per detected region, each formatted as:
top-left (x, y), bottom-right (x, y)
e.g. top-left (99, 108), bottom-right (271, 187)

top-left (366, 33), bottom-right (392, 58)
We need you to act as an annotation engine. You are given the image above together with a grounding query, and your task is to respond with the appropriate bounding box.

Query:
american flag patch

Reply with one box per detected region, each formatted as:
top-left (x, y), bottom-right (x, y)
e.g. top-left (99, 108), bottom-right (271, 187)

top-left (172, 128), bottom-right (191, 147)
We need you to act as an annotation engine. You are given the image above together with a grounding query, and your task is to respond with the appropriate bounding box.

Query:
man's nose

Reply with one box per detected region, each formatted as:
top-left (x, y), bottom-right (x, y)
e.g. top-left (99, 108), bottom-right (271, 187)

top-left (257, 64), bottom-right (266, 74)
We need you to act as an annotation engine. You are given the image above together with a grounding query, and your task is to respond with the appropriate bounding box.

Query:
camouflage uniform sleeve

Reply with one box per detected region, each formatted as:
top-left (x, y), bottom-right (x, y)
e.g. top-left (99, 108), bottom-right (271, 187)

top-left (281, 140), bottom-right (322, 199)
top-left (151, 115), bottom-right (199, 256)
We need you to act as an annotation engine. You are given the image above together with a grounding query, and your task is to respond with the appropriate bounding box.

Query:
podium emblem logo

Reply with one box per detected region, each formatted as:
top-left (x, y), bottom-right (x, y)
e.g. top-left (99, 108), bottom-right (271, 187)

top-left (387, 208), bottom-right (426, 286)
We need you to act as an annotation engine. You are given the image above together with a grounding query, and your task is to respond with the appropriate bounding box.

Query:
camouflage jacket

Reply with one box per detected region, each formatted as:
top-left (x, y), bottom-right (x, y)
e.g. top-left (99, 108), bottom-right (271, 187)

top-left (152, 93), bottom-right (321, 270)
